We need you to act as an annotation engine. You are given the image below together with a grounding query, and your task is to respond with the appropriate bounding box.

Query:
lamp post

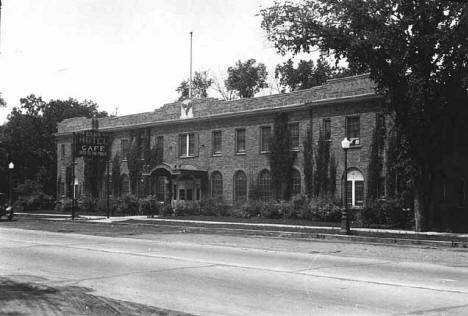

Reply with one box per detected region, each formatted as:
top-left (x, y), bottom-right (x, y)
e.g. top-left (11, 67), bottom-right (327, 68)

top-left (8, 161), bottom-right (14, 206)
top-left (341, 137), bottom-right (350, 234)
top-left (72, 178), bottom-right (78, 220)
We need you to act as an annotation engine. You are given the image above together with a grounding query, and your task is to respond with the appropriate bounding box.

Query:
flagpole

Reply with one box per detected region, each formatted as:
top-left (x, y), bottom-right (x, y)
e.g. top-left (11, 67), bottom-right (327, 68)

top-left (189, 31), bottom-right (193, 99)
top-left (0, 0), bottom-right (3, 54)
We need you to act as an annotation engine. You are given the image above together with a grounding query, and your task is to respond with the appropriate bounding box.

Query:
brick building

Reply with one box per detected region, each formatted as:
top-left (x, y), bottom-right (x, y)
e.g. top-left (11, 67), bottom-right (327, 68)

top-left (56, 74), bottom-right (386, 208)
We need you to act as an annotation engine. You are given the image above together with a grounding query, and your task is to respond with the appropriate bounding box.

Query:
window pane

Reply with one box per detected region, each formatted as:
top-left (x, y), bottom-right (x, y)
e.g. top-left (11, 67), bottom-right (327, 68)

top-left (188, 134), bottom-right (195, 156)
top-left (179, 134), bottom-right (187, 156)
top-left (346, 181), bottom-right (352, 206)
top-left (179, 189), bottom-right (185, 201)
top-left (236, 129), bottom-right (246, 153)
top-left (213, 131), bottom-right (222, 154)
top-left (156, 136), bottom-right (164, 159)
top-left (346, 117), bottom-right (360, 139)
top-left (258, 170), bottom-right (272, 202)
top-left (187, 189), bottom-right (193, 201)
top-left (290, 169), bottom-right (301, 197)
top-left (121, 139), bottom-right (129, 160)
top-left (211, 172), bottom-right (223, 198)
top-left (355, 181), bottom-right (364, 206)
top-left (234, 171), bottom-right (247, 202)
top-left (289, 123), bottom-right (299, 149)
top-left (261, 126), bottom-right (271, 152)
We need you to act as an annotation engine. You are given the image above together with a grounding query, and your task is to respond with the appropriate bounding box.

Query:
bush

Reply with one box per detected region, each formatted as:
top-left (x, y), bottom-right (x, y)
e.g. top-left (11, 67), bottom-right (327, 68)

top-left (77, 195), bottom-right (95, 213)
top-left (308, 197), bottom-right (342, 222)
top-left (116, 194), bottom-right (139, 216)
top-left (359, 198), bottom-right (413, 229)
top-left (199, 197), bottom-right (231, 216)
top-left (54, 198), bottom-right (73, 213)
top-left (95, 198), bottom-right (118, 216)
top-left (14, 180), bottom-right (54, 212)
top-left (173, 201), bottom-right (200, 216)
top-left (138, 196), bottom-right (159, 217)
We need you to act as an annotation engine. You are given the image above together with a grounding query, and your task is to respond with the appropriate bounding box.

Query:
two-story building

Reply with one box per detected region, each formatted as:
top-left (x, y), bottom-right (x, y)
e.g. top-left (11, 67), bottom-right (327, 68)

top-left (56, 74), bottom-right (386, 208)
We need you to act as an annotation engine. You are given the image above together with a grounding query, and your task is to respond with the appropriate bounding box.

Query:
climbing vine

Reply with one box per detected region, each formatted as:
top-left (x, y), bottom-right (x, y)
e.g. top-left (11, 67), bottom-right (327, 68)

top-left (269, 112), bottom-right (297, 200)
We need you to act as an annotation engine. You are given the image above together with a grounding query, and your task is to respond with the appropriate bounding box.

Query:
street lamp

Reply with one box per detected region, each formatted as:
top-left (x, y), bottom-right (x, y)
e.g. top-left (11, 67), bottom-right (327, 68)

top-left (341, 137), bottom-right (350, 234)
top-left (8, 161), bottom-right (14, 206)
top-left (72, 178), bottom-right (78, 220)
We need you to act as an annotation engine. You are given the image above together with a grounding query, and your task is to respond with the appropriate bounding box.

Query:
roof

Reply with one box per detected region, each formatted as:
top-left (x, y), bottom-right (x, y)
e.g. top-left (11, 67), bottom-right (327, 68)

top-left (57, 74), bottom-right (378, 135)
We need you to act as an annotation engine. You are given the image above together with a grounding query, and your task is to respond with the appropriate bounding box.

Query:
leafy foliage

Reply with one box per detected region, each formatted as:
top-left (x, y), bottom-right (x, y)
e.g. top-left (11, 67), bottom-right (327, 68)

top-left (1, 95), bottom-right (107, 199)
top-left (269, 112), bottom-right (297, 200)
top-left (275, 57), bottom-right (357, 92)
top-left (225, 59), bottom-right (268, 98)
top-left (176, 71), bottom-right (213, 100)
top-left (303, 123), bottom-right (314, 197)
top-left (261, 0), bottom-right (468, 231)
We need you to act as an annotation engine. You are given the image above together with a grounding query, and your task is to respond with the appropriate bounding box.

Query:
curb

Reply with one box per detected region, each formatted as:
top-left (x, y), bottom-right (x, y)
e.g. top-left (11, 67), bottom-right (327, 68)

top-left (16, 213), bottom-right (468, 248)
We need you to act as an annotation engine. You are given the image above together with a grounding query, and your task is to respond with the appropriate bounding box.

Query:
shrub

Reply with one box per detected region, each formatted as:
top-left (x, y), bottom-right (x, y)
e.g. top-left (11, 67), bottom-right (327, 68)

top-left (308, 197), bottom-right (342, 222)
top-left (116, 194), bottom-right (139, 216)
top-left (14, 180), bottom-right (54, 212)
top-left (173, 201), bottom-right (200, 216)
top-left (139, 196), bottom-right (159, 217)
top-left (54, 198), bottom-right (73, 213)
top-left (77, 195), bottom-right (95, 213)
top-left (200, 197), bottom-right (231, 217)
top-left (359, 198), bottom-right (413, 229)
top-left (95, 198), bottom-right (118, 216)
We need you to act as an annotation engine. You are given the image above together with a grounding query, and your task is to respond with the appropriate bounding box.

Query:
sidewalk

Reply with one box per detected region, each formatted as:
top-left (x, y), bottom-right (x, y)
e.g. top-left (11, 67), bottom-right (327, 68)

top-left (16, 212), bottom-right (468, 248)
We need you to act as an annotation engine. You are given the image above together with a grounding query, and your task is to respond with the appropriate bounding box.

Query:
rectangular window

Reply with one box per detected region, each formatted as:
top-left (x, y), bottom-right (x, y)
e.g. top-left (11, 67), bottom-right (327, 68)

top-left (196, 188), bottom-right (201, 200)
top-left (260, 126), bottom-right (271, 153)
top-left (346, 117), bottom-right (360, 141)
top-left (355, 181), bottom-right (364, 206)
top-left (179, 133), bottom-right (195, 157)
top-left (121, 139), bottom-right (129, 160)
top-left (187, 189), bottom-right (193, 201)
top-left (61, 144), bottom-right (66, 160)
top-left (322, 119), bottom-right (331, 140)
top-left (156, 136), bottom-right (164, 159)
top-left (235, 128), bottom-right (246, 154)
top-left (179, 189), bottom-right (185, 201)
top-left (173, 185), bottom-right (177, 200)
top-left (289, 123), bottom-right (299, 150)
top-left (212, 131), bottom-right (222, 155)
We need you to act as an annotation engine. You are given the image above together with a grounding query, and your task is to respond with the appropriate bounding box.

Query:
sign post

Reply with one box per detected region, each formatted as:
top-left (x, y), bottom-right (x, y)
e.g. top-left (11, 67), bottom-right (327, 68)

top-left (72, 131), bottom-right (111, 219)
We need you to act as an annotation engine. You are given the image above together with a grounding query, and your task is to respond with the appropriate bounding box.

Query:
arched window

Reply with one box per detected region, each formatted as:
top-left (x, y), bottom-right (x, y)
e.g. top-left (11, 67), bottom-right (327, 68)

top-left (211, 171), bottom-right (223, 198)
top-left (344, 169), bottom-right (364, 207)
top-left (120, 174), bottom-right (130, 196)
top-left (290, 169), bottom-right (301, 197)
top-left (258, 169), bottom-right (272, 202)
top-left (234, 171), bottom-right (247, 202)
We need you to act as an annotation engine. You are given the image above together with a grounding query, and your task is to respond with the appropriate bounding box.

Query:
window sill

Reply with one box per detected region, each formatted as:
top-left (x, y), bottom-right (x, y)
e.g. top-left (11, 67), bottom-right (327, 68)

top-left (291, 148), bottom-right (300, 152)
top-left (212, 153), bottom-right (222, 157)
top-left (179, 155), bottom-right (196, 159)
top-left (235, 152), bottom-right (246, 156)
top-left (260, 151), bottom-right (270, 155)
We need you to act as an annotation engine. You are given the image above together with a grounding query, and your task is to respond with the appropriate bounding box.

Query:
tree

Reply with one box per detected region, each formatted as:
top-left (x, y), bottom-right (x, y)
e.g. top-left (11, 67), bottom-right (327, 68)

top-left (0, 93), bottom-right (6, 107)
top-left (176, 71), bottom-right (213, 101)
top-left (225, 59), bottom-right (268, 98)
top-left (261, 0), bottom-right (468, 231)
top-left (2, 95), bottom-right (108, 198)
top-left (275, 57), bottom-right (331, 92)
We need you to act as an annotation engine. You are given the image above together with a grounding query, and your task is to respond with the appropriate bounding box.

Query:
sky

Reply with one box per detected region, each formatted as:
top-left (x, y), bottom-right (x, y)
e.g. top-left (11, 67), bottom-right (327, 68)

top-left (0, 0), bottom-right (314, 123)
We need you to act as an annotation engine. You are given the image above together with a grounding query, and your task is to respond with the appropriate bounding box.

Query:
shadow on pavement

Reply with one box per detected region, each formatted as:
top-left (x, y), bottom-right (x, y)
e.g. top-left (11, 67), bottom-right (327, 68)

top-left (0, 276), bottom-right (192, 316)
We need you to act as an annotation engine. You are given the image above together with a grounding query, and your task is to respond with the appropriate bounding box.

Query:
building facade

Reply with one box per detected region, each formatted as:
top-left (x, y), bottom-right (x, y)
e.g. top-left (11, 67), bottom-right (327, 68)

top-left (56, 74), bottom-right (386, 208)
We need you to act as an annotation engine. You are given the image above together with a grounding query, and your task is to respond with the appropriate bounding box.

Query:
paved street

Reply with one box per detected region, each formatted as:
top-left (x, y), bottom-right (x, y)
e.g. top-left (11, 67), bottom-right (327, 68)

top-left (1, 226), bottom-right (468, 315)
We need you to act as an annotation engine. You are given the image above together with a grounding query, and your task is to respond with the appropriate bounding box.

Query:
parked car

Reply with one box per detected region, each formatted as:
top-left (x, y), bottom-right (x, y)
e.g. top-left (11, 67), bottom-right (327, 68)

top-left (0, 193), bottom-right (13, 221)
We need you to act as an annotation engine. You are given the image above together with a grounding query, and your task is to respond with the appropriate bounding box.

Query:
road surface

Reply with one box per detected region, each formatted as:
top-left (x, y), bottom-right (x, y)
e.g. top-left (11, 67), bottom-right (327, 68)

top-left (1, 226), bottom-right (468, 315)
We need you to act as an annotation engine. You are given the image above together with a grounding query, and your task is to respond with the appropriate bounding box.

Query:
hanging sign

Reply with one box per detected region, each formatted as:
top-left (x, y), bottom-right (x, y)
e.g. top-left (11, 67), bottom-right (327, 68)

top-left (74, 131), bottom-right (111, 158)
